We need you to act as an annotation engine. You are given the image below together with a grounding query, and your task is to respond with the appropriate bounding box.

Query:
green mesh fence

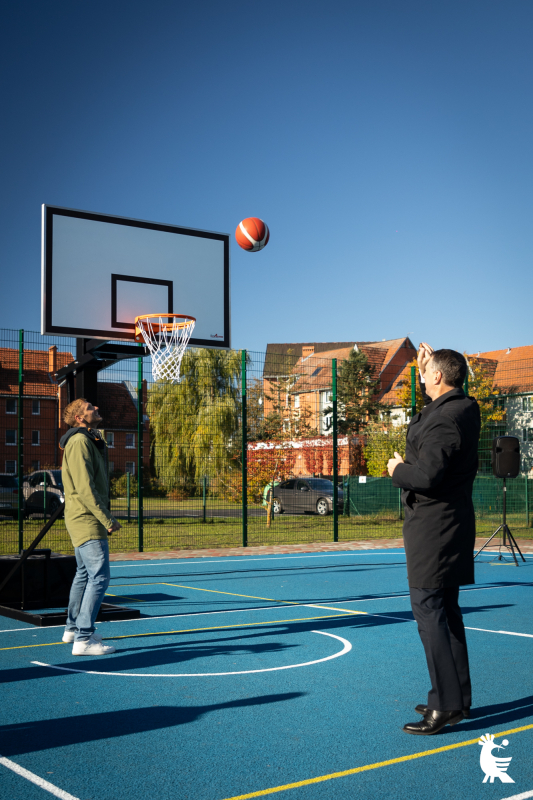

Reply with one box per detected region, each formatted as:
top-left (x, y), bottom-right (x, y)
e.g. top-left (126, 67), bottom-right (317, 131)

top-left (1, 328), bottom-right (532, 555)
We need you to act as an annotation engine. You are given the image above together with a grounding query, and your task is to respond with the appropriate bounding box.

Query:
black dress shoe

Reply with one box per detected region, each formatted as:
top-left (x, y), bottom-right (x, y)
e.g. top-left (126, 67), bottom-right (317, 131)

top-left (403, 709), bottom-right (463, 735)
top-left (415, 704), bottom-right (470, 719)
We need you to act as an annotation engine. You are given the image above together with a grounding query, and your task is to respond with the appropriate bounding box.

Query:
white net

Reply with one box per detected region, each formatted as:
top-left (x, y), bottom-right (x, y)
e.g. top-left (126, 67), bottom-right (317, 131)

top-left (135, 315), bottom-right (195, 383)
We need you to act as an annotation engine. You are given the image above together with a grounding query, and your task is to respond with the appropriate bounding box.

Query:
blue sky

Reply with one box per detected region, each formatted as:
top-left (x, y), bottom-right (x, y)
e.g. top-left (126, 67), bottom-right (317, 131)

top-left (1, 0), bottom-right (532, 355)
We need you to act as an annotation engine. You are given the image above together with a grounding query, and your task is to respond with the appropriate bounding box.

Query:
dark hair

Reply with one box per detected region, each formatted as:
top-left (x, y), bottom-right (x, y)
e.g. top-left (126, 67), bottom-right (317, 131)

top-left (429, 350), bottom-right (467, 388)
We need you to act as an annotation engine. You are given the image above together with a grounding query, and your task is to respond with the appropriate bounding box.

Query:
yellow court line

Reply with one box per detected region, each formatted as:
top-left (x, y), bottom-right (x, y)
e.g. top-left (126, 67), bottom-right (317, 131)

top-left (105, 592), bottom-right (146, 603)
top-left (161, 582), bottom-right (300, 605)
top-left (110, 583), bottom-right (164, 588)
top-left (220, 723), bottom-right (533, 800)
top-left (0, 612), bottom-right (354, 651)
top-left (307, 604), bottom-right (367, 615)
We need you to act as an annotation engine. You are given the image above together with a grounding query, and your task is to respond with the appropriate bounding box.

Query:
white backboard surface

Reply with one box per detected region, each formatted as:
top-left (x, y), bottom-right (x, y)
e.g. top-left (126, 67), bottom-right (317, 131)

top-left (41, 206), bottom-right (230, 348)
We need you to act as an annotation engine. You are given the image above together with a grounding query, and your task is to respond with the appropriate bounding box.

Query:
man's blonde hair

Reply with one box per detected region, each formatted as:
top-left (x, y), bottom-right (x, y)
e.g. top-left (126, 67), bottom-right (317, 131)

top-left (63, 398), bottom-right (88, 427)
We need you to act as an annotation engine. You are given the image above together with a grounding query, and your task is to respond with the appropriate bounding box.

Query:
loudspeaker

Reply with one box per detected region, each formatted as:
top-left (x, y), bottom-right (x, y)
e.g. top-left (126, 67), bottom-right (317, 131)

top-left (492, 436), bottom-right (520, 479)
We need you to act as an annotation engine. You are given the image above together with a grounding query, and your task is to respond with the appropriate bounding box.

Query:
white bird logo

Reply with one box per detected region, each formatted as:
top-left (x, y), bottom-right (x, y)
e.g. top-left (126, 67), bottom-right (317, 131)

top-left (478, 734), bottom-right (514, 783)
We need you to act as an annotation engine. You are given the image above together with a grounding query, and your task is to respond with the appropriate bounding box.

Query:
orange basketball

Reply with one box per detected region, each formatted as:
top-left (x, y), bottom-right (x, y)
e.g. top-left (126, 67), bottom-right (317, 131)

top-left (235, 217), bottom-right (270, 252)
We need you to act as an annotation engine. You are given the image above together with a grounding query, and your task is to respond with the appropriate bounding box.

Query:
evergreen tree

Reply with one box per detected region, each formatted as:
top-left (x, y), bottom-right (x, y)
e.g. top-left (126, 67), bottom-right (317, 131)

top-left (325, 349), bottom-right (384, 434)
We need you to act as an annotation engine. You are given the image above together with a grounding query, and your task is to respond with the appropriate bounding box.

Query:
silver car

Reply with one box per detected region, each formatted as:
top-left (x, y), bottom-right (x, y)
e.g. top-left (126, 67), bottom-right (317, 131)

top-left (23, 469), bottom-right (65, 517)
top-left (272, 477), bottom-right (344, 516)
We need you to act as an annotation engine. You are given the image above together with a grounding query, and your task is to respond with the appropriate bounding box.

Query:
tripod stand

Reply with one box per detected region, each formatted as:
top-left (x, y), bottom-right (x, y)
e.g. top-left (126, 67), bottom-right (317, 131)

top-left (474, 478), bottom-right (526, 566)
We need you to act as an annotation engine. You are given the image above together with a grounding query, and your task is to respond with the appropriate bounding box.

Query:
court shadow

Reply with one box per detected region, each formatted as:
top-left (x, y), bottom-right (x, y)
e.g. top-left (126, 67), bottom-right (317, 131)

top-left (0, 692), bottom-right (305, 756)
top-left (435, 695), bottom-right (533, 735)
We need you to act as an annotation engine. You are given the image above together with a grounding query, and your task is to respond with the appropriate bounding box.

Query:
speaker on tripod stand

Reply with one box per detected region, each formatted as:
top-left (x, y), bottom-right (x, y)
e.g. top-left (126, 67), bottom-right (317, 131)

top-left (474, 436), bottom-right (526, 566)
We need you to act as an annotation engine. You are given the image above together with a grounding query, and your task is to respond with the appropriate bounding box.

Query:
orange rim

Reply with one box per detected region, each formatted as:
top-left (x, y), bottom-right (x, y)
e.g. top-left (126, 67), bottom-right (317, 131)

top-left (134, 313), bottom-right (196, 342)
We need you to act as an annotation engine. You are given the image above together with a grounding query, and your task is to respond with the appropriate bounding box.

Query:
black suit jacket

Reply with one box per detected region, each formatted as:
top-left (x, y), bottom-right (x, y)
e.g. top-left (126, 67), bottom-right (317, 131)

top-left (392, 387), bottom-right (481, 588)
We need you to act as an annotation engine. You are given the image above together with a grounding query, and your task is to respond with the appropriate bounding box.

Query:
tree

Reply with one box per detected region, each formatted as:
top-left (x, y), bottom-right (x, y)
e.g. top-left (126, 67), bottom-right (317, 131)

top-left (147, 348), bottom-right (243, 492)
top-left (396, 359), bottom-right (425, 417)
top-left (466, 356), bottom-right (508, 472)
top-left (324, 349), bottom-right (384, 435)
top-left (363, 422), bottom-right (407, 477)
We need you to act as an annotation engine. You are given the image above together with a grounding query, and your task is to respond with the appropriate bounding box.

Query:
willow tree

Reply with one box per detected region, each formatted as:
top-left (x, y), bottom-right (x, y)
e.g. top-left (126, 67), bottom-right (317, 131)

top-left (147, 348), bottom-right (243, 491)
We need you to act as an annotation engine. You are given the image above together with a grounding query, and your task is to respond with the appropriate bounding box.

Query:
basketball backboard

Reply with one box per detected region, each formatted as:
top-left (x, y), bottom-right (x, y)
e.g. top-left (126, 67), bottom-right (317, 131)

top-left (41, 205), bottom-right (230, 348)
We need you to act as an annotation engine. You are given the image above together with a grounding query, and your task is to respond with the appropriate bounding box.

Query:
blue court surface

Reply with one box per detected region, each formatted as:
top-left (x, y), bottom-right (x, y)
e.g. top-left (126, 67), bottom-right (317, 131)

top-left (1, 548), bottom-right (533, 800)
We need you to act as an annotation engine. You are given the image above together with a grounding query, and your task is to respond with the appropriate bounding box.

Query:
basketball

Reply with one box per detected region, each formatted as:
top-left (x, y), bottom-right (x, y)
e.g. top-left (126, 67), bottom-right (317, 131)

top-left (235, 217), bottom-right (270, 252)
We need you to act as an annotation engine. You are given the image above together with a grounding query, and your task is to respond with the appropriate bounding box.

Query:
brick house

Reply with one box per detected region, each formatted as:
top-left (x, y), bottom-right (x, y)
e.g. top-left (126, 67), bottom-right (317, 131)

top-left (0, 346), bottom-right (149, 477)
top-left (262, 338), bottom-right (417, 436)
top-left (467, 345), bottom-right (533, 474)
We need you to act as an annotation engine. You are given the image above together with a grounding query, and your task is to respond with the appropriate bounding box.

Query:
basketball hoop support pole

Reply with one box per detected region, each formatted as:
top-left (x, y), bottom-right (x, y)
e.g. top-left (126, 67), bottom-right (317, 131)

top-left (241, 350), bottom-right (247, 547)
top-left (138, 350), bottom-right (144, 553)
top-left (332, 359), bottom-right (338, 543)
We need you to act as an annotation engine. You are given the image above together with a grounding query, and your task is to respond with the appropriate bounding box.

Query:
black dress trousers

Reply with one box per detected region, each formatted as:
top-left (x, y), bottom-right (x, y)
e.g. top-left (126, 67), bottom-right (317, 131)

top-left (409, 586), bottom-right (472, 712)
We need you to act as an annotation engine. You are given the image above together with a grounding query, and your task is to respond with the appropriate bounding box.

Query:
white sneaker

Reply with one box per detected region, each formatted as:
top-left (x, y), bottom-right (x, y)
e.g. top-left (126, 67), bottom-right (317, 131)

top-left (63, 631), bottom-right (103, 644)
top-left (72, 637), bottom-right (115, 656)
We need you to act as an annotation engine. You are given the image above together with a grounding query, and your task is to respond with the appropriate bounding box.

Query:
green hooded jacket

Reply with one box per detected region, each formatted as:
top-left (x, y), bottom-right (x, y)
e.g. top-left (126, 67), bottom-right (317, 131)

top-left (60, 427), bottom-right (117, 548)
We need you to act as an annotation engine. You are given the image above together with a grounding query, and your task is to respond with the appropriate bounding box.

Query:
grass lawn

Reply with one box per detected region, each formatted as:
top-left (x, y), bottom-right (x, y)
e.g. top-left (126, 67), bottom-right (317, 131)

top-left (0, 511), bottom-right (531, 555)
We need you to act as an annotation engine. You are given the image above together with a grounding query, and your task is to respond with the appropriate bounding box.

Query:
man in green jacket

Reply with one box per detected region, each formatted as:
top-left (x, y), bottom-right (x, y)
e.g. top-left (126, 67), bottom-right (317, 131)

top-left (60, 398), bottom-right (120, 656)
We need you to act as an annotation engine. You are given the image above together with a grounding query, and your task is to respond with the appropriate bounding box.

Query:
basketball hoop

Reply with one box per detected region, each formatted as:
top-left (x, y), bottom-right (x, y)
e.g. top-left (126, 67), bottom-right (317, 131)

top-left (134, 313), bottom-right (196, 383)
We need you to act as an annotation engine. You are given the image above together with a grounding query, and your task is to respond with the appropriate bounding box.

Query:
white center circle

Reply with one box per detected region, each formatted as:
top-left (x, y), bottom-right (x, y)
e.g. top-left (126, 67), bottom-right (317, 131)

top-left (32, 630), bottom-right (351, 677)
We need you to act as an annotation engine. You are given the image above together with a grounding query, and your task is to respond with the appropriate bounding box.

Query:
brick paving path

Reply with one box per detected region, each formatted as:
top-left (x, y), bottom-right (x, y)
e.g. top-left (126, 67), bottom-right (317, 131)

top-left (109, 538), bottom-right (533, 561)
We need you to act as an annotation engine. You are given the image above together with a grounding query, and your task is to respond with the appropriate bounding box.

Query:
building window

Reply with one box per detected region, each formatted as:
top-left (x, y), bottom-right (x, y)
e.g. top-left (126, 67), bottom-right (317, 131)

top-left (494, 397), bottom-right (506, 409)
top-left (107, 431), bottom-right (115, 448)
top-left (523, 397), bottom-right (533, 412)
top-left (31, 460), bottom-right (40, 471)
top-left (5, 460), bottom-right (16, 474)
top-left (6, 399), bottom-right (17, 414)
top-left (125, 433), bottom-right (135, 448)
top-left (6, 430), bottom-right (16, 445)
top-left (125, 461), bottom-right (135, 475)
top-left (31, 430), bottom-right (40, 446)
top-left (32, 400), bottom-right (40, 415)
top-left (108, 461), bottom-right (114, 474)
top-left (523, 428), bottom-right (533, 443)
top-left (294, 394), bottom-right (300, 409)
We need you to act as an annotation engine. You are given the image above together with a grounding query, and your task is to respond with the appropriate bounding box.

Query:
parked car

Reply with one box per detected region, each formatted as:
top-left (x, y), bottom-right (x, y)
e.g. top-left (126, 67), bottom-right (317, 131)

top-left (22, 469), bottom-right (65, 517)
top-left (0, 474), bottom-right (19, 517)
top-left (271, 477), bottom-right (344, 516)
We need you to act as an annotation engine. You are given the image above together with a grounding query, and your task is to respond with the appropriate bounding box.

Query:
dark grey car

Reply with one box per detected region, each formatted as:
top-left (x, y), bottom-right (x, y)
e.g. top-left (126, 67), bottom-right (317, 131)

top-left (0, 474), bottom-right (18, 517)
top-left (272, 477), bottom-right (343, 516)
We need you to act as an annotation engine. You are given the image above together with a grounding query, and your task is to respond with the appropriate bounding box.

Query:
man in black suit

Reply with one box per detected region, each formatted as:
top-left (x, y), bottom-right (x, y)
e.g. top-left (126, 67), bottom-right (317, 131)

top-left (387, 344), bottom-right (480, 735)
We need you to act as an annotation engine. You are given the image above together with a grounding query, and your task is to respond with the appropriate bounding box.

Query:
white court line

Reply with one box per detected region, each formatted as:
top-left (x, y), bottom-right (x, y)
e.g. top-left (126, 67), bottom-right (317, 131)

top-left (1, 581), bottom-right (532, 634)
top-left (108, 550), bottom-right (533, 567)
top-left (467, 627), bottom-right (533, 639)
top-left (500, 791), bottom-right (533, 800)
top-left (110, 552), bottom-right (407, 567)
top-left (0, 755), bottom-right (80, 800)
top-left (32, 630), bottom-right (351, 677)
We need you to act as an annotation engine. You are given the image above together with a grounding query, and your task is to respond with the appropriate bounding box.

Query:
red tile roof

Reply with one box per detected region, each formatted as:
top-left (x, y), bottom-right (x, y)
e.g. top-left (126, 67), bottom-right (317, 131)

top-left (467, 348), bottom-right (533, 394)
top-left (0, 347), bottom-right (73, 397)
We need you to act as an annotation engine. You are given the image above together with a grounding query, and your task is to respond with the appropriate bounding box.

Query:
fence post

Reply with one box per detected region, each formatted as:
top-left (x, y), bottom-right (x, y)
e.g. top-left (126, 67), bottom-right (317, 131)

top-left (398, 487), bottom-right (403, 520)
top-left (18, 329), bottom-right (24, 552)
top-left (526, 475), bottom-right (530, 528)
top-left (127, 471), bottom-right (131, 524)
top-left (241, 350), bottom-right (248, 547)
top-left (410, 365), bottom-right (416, 420)
top-left (203, 475), bottom-right (207, 523)
top-left (137, 353), bottom-right (144, 552)
top-left (332, 358), bottom-right (338, 542)
top-left (43, 471), bottom-right (47, 523)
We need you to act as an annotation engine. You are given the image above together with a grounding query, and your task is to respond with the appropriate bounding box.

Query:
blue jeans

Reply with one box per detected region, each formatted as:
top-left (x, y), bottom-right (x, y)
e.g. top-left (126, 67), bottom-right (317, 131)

top-left (66, 539), bottom-right (110, 642)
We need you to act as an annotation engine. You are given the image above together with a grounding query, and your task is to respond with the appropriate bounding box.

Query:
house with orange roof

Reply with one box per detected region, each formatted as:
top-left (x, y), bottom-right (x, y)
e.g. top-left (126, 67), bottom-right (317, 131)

top-left (262, 338), bottom-right (417, 437)
top-left (467, 345), bottom-right (533, 474)
top-left (0, 345), bottom-right (149, 478)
